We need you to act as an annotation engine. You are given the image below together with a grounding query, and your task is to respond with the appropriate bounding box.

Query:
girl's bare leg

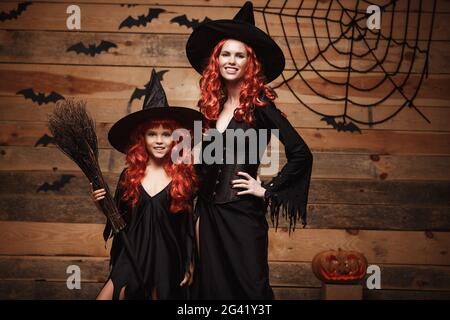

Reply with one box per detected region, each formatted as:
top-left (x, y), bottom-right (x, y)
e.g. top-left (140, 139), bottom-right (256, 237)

top-left (96, 279), bottom-right (113, 300)
top-left (96, 279), bottom-right (126, 300)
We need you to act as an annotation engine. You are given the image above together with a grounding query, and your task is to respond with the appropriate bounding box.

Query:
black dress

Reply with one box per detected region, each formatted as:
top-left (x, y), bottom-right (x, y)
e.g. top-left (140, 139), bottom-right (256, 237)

top-left (102, 170), bottom-right (194, 300)
top-left (194, 100), bottom-right (313, 300)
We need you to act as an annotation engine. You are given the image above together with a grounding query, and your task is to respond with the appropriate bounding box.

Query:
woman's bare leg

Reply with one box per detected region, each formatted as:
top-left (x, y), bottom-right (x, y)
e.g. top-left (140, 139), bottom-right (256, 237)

top-left (151, 287), bottom-right (158, 300)
top-left (195, 217), bottom-right (200, 256)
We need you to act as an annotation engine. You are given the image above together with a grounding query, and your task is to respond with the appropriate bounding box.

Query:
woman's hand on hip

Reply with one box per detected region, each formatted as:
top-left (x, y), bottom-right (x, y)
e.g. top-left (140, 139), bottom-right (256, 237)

top-left (232, 172), bottom-right (266, 198)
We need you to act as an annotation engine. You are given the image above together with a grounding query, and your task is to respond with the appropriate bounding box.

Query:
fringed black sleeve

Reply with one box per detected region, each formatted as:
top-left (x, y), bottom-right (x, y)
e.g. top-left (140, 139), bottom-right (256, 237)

top-left (256, 102), bottom-right (313, 230)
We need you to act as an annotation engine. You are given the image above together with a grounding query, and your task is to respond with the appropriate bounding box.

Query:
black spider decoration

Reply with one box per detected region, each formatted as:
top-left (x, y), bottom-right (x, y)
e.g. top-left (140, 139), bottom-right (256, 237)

top-left (257, 0), bottom-right (436, 133)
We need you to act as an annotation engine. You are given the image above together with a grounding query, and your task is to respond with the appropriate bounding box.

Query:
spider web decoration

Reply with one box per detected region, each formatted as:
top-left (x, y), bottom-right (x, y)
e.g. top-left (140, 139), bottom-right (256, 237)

top-left (257, 0), bottom-right (437, 133)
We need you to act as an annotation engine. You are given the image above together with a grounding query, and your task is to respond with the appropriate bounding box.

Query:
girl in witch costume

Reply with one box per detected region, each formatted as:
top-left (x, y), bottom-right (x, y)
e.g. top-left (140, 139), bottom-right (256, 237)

top-left (186, 1), bottom-right (313, 299)
top-left (92, 70), bottom-right (202, 300)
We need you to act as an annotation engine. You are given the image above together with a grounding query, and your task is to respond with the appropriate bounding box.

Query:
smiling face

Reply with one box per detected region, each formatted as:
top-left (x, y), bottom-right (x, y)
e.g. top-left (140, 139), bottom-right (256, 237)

top-left (145, 124), bottom-right (173, 159)
top-left (218, 39), bottom-right (248, 83)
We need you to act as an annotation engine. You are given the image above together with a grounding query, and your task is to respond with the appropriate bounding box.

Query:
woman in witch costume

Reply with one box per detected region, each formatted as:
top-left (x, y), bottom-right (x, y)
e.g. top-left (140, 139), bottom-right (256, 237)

top-left (92, 70), bottom-right (202, 300)
top-left (186, 1), bottom-right (313, 299)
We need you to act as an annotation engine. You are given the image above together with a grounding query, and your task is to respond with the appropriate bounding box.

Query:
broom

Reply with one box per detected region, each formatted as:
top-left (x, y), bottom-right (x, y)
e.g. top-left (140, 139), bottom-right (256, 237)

top-left (48, 99), bottom-right (147, 299)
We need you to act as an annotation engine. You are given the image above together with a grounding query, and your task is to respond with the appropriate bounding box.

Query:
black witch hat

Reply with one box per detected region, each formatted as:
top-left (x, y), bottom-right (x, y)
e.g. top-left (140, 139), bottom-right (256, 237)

top-left (108, 69), bottom-right (202, 153)
top-left (186, 1), bottom-right (285, 83)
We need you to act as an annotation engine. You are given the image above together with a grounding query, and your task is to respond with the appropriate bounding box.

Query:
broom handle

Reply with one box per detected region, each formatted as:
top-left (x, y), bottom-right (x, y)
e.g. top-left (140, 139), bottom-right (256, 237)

top-left (92, 173), bottom-right (126, 233)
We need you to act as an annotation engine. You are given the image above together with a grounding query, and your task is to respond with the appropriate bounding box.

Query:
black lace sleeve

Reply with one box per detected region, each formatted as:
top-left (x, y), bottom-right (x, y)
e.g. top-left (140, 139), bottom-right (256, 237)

top-left (256, 101), bottom-right (313, 230)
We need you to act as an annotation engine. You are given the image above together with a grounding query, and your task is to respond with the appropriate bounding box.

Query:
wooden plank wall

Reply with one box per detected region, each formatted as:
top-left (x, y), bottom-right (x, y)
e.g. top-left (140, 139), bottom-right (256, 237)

top-left (0, 0), bottom-right (450, 299)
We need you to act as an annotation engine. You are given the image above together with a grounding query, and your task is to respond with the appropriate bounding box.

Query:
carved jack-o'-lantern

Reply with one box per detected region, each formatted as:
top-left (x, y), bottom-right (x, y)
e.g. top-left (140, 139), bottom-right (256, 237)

top-left (312, 248), bottom-right (368, 283)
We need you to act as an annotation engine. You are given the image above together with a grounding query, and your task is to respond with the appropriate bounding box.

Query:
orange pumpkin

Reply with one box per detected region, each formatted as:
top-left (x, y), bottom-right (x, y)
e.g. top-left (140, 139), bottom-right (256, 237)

top-left (312, 248), bottom-right (368, 283)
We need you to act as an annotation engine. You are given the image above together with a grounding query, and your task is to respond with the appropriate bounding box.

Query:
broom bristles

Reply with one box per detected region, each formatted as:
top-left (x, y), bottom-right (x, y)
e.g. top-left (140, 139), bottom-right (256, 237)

top-left (48, 99), bottom-right (98, 161)
top-left (48, 98), bottom-right (126, 233)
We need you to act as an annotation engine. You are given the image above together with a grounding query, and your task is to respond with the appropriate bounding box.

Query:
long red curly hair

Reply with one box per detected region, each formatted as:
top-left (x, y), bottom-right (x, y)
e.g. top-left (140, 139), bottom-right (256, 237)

top-left (121, 118), bottom-right (197, 213)
top-left (198, 38), bottom-right (277, 126)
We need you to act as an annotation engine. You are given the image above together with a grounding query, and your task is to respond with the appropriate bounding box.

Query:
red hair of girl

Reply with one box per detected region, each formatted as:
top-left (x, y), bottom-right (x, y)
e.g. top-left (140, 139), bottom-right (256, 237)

top-left (198, 38), bottom-right (277, 127)
top-left (121, 118), bottom-right (198, 213)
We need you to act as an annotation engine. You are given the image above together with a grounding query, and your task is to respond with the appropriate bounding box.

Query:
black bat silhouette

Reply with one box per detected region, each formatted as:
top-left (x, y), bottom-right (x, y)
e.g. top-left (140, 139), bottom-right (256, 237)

top-left (128, 70), bottom-right (169, 106)
top-left (67, 41), bottom-right (117, 57)
top-left (0, 2), bottom-right (32, 22)
top-left (16, 88), bottom-right (65, 105)
top-left (170, 15), bottom-right (211, 29)
top-left (34, 134), bottom-right (55, 147)
top-left (321, 116), bottom-right (361, 133)
top-left (119, 8), bottom-right (166, 29)
top-left (36, 174), bottom-right (76, 193)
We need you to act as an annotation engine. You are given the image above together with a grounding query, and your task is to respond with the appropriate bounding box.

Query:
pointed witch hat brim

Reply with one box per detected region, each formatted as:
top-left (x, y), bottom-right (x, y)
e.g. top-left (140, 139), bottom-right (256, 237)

top-left (108, 69), bottom-right (203, 154)
top-left (186, 1), bottom-right (285, 83)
